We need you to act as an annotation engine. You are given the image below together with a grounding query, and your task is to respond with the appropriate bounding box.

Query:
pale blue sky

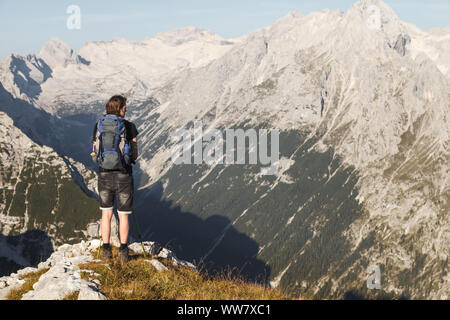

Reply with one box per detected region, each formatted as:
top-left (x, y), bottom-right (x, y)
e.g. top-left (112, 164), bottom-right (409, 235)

top-left (0, 0), bottom-right (449, 59)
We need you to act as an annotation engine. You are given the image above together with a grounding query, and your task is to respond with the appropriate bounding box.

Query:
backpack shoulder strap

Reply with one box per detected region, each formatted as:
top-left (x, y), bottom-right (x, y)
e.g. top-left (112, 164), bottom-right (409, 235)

top-left (116, 117), bottom-right (125, 134)
top-left (98, 115), bottom-right (107, 133)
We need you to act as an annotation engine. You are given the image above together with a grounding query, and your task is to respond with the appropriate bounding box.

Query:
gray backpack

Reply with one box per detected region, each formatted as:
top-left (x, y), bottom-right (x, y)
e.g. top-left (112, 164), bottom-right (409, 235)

top-left (93, 115), bottom-right (131, 170)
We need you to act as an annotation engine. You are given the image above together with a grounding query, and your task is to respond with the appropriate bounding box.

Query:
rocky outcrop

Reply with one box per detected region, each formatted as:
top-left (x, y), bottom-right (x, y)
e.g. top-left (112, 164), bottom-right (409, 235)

top-left (85, 216), bottom-right (121, 247)
top-left (391, 34), bottom-right (411, 56)
top-left (0, 239), bottom-right (195, 300)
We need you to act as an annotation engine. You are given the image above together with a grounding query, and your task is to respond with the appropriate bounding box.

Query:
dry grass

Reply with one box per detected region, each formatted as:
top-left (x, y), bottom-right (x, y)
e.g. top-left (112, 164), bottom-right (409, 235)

top-left (6, 268), bottom-right (49, 300)
top-left (79, 248), bottom-right (287, 300)
top-left (63, 291), bottom-right (80, 300)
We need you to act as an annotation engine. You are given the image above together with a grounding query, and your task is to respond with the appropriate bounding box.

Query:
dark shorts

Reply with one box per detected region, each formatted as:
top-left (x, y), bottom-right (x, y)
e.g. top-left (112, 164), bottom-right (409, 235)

top-left (98, 171), bottom-right (134, 214)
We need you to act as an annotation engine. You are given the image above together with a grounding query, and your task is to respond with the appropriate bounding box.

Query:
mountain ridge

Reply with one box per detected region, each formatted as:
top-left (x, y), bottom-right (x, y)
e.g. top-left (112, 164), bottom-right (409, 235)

top-left (0, 0), bottom-right (448, 299)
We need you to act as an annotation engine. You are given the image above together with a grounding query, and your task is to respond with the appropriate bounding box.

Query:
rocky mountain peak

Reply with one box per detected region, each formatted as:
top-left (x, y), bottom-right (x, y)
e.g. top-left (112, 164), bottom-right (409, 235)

top-left (347, 0), bottom-right (405, 41)
top-left (154, 26), bottom-right (227, 46)
top-left (37, 38), bottom-right (79, 69)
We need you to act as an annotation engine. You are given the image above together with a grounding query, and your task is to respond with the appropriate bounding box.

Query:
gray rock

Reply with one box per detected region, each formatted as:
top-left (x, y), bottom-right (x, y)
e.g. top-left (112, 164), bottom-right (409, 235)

top-left (73, 241), bottom-right (87, 253)
top-left (91, 279), bottom-right (101, 286)
top-left (172, 258), bottom-right (196, 269)
top-left (85, 218), bottom-right (119, 247)
top-left (155, 247), bottom-right (196, 269)
top-left (17, 267), bottom-right (38, 277)
top-left (128, 241), bottom-right (161, 256)
top-left (157, 248), bottom-right (175, 260)
top-left (77, 283), bottom-right (107, 300)
top-left (110, 215), bottom-right (121, 247)
top-left (86, 222), bottom-right (100, 238)
top-left (88, 239), bottom-right (101, 250)
top-left (57, 244), bottom-right (73, 252)
top-left (37, 260), bottom-right (52, 270)
top-left (16, 279), bottom-right (26, 286)
top-left (6, 278), bottom-right (25, 287)
top-left (392, 33), bottom-right (411, 56)
top-left (145, 259), bottom-right (168, 272)
top-left (21, 255), bottom-right (93, 300)
top-left (5, 278), bottom-right (18, 287)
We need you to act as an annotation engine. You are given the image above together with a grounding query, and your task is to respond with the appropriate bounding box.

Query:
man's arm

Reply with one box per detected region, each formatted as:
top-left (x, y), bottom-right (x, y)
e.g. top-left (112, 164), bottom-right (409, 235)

top-left (131, 137), bottom-right (138, 163)
top-left (92, 123), bottom-right (97, 153)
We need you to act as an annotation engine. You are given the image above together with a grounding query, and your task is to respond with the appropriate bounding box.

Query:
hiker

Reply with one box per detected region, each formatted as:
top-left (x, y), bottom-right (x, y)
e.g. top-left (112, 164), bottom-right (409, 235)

top-left (91, 95), bottom-right (139, 263)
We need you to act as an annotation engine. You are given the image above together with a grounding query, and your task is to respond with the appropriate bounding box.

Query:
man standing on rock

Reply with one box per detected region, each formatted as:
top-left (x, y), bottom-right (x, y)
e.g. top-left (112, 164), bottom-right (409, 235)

top-left (92, 95), bottom-right (138, 263)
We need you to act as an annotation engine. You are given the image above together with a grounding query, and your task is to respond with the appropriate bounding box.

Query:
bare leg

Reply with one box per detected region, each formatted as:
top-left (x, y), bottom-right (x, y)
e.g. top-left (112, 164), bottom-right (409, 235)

top-left (101, 209), bottom-right (113, 244)
top-left (118, 213), bottom-right (129, 245)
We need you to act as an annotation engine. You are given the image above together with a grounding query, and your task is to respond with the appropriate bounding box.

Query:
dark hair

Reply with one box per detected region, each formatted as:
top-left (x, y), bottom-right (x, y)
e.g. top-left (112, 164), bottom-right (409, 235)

top-left (105, 95), bottom-right (127, 116)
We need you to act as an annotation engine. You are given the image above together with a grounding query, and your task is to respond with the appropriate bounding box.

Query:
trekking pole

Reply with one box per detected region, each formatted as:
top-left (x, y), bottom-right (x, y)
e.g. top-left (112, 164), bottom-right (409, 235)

top-left (96, 222), bottom-right (103, 259)
top-left (96, 238), bottom-right (103, 259)
top-left (131, 208), bottom-right (147, 258)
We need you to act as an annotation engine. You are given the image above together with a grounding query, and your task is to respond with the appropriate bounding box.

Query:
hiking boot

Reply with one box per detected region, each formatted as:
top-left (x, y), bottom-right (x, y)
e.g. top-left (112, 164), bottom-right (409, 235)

top-left (118, 245), bottom-right (129, 263)
top-left (101, 244), bottom-right (112, 260)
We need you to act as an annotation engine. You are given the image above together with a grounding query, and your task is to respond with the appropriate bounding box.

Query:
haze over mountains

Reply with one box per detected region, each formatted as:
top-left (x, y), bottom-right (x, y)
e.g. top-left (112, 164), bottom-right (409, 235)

top-left (0, 0), bottom-right (448, 299)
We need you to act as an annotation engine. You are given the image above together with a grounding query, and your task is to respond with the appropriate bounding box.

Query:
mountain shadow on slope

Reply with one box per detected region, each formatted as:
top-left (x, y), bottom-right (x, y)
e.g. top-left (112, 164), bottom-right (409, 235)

top-left (0, 229), bottom-right (53, 277)
top-left (132, 182), bottom-right (271, 286)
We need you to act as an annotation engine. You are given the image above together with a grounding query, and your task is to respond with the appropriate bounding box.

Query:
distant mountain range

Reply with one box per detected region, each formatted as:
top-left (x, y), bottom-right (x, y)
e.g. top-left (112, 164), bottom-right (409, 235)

top-left (0, 0), bottom-right (448, 299)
